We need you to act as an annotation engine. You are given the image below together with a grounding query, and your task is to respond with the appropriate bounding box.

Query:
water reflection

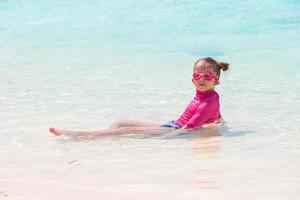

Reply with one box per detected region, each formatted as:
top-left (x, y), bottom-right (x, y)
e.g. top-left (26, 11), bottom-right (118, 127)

top-left (190, 127), bottom-right (228, 189)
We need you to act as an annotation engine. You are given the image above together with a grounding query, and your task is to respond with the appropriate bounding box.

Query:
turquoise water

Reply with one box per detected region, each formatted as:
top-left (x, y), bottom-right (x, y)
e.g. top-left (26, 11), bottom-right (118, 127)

top-left (1, 0), bottom-right (300, 199)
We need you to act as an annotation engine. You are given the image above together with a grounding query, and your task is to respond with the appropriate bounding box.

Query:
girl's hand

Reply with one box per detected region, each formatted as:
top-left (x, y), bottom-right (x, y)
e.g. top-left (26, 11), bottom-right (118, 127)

top-left (161, 127), bottom-right (189, 138)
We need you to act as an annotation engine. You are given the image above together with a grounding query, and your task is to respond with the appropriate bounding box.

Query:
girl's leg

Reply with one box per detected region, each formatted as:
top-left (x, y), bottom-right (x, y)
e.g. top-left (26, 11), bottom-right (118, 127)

top-left (108, 120), bottom-right (162, 129)
top-left (49, 126), bottom-right (173, 137)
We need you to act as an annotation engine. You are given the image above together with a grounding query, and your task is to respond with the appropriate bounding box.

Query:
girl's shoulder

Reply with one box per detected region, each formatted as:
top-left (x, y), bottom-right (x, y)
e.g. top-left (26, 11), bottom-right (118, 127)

top-left (203, 91), bottom-right (220, 105)
top-left (207, 90), bottom-right (220, 99)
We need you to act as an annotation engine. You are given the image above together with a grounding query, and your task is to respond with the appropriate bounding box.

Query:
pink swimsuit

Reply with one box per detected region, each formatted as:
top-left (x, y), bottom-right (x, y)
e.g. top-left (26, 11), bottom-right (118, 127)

top-left (175, 89), bottom-right (221, 128)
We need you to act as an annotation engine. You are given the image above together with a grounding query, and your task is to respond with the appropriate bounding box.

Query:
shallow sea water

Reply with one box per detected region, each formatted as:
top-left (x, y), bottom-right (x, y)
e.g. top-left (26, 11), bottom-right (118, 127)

top-left (1, 0), bottom-right (300, 199)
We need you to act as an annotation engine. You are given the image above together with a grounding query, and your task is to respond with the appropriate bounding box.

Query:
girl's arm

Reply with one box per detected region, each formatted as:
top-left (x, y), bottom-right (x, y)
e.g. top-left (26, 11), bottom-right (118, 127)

top-left (181, 125), bottom-right (193, 131)
top-left (185, 96), bottom-right (219, 128)
top-left (161, 126), bottom-right (196, 138)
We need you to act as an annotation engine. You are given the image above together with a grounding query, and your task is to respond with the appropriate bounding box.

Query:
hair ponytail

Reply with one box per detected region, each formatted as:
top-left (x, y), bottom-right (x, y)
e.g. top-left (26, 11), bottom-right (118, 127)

top-left (218, 61), bottom-right (229, 71)
top-left (194, 57), bottom-right (230, 77)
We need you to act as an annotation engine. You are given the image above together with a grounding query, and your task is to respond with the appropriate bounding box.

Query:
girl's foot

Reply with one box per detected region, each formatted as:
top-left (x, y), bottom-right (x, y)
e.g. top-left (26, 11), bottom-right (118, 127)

top-left (49, 128), bottom-right (63, 136)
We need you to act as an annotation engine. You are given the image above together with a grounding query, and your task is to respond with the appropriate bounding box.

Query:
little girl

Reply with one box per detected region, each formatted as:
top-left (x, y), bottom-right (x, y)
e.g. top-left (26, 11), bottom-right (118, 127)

top-left (49, 57), bottom-right (229, 137)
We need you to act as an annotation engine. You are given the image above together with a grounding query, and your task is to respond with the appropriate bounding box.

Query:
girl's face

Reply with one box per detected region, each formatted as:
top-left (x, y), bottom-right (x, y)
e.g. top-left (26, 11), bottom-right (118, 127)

top-left (192, 61), bottom-right (219, 92)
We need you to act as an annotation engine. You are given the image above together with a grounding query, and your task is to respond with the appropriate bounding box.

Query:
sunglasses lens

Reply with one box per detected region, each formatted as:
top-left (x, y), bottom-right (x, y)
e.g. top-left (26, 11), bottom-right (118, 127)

top-left (193, 73), bottom-right (200, 80)
top-left (203, 74), bottom-right (213, 80)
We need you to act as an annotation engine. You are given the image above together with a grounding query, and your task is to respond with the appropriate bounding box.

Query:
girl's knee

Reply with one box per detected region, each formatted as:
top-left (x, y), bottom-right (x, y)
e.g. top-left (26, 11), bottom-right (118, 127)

top-left (110, 120), bottom-right (131, 128)
top-left (110, 120), bottom-right (123, 128)
top-left (119, 120), bottom-right (134, 126)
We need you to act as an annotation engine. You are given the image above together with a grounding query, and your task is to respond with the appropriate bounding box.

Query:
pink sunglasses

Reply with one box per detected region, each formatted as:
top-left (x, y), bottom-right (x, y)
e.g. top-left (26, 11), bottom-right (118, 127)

top-left (192, 72), bottom-right (218, 81)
